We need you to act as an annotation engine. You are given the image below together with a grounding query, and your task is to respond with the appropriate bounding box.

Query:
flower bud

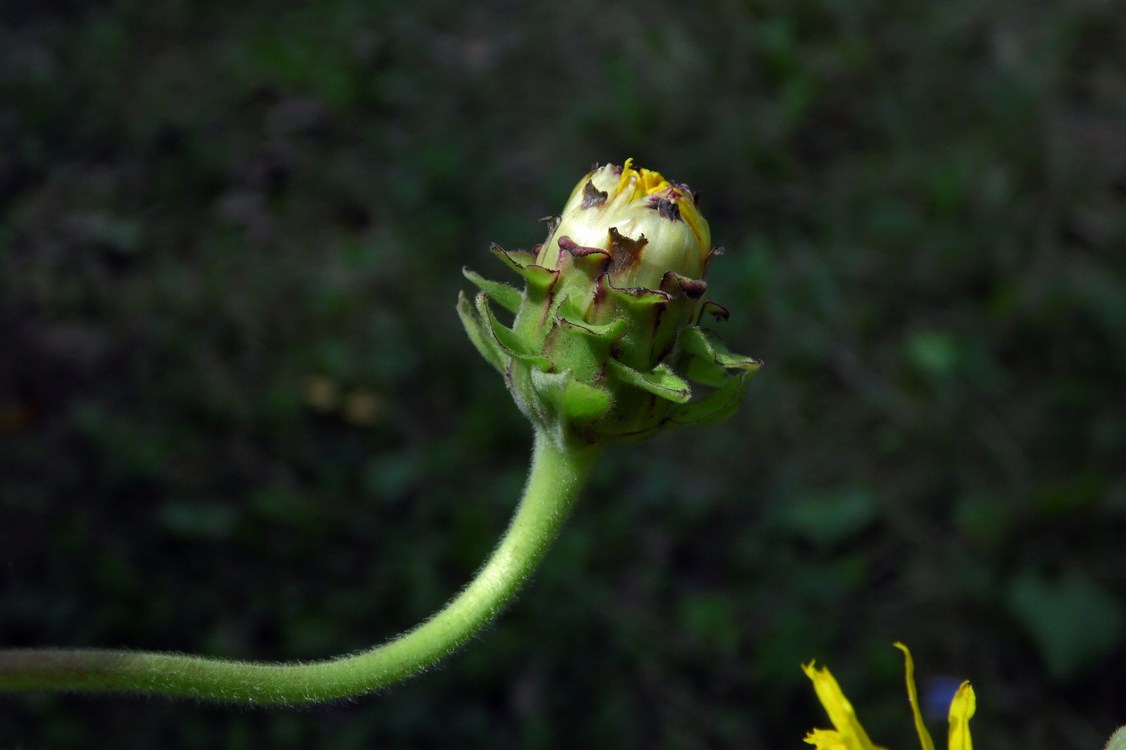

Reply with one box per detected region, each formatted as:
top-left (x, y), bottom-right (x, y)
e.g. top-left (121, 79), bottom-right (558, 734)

top-left (541, 161), bottom-right (711, 291)
top-left (459, 160), bottom-right (760, 449)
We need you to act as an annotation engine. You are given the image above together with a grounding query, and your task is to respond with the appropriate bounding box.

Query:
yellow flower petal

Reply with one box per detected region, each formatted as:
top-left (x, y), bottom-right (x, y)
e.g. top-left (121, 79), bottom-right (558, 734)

top-left (894, 642), bottom-right (936, 750)
top-left (803, 645), bottom-right (975, 750)
top-left (804, 728), bottom-right (849, 749)
top-left (947, 681), bottom-right (976, 750)
top-left (802, 662), bottom-right (885, 750)
top-left (618, 157), bottom-right (672, 196)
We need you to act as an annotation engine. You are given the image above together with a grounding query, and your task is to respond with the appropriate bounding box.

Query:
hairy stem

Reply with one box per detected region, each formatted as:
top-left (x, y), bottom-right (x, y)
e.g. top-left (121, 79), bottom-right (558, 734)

top-left (0, 431), bottom-right (599, 704)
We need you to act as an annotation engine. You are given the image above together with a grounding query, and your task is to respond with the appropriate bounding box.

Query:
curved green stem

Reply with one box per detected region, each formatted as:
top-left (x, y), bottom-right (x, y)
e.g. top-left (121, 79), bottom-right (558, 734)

top-left (0, 431), bottom-right (600, 704)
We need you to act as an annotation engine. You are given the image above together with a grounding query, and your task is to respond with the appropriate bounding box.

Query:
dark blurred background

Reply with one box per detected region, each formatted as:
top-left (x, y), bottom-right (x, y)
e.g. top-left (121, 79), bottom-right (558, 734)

top-left (2, 0), bottom-right (1124, 747)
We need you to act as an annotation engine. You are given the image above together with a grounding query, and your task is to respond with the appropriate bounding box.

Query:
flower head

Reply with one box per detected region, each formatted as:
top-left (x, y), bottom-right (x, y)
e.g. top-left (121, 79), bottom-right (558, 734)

top-left (459, 160), bottom-right (760, 449)
top-left (803, 644), bottom-right (976, 750)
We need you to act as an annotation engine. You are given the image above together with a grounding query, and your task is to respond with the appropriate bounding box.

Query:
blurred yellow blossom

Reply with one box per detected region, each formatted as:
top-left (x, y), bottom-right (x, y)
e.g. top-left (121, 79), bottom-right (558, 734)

top-left (803, 644), bottom-right (975, 750)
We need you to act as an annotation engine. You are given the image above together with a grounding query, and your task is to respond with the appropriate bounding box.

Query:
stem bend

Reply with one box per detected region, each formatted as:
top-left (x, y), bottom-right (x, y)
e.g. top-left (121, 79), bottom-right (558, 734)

top-left (0, 431), bottom-right (600, 704)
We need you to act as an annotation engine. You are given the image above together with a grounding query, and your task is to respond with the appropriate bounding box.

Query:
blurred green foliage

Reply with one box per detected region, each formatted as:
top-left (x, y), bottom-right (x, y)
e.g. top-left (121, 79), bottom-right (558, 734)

top-left (1, 0), bottom-right (1124, 747)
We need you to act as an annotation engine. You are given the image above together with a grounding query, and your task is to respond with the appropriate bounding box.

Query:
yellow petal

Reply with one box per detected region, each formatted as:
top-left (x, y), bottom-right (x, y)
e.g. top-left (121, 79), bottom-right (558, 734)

top-left (804, 728), bottom-right (849, 749)
top-left (947, 681), bottom-right (976, 750)
top-left (802, 662), bottom-right (884, 750)
top-left (894, 642), bottom-right (936, 750)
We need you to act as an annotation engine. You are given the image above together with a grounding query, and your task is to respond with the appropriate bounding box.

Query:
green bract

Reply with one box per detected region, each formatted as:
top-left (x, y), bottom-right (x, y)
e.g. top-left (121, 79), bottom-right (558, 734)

top-left (459, 160), bottom-right (761, 449)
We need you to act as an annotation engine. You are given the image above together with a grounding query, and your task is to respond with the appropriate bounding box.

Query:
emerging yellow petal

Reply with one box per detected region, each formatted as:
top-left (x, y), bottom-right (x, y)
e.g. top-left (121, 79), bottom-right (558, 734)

top-left (802, 661), bottom-right (886, 750)
top-left (947, 682), bottom-right (976, 750)
top-left (894, 642), bottom-right (936, 750)
top-left (617, 156), bottom-right (672, 196)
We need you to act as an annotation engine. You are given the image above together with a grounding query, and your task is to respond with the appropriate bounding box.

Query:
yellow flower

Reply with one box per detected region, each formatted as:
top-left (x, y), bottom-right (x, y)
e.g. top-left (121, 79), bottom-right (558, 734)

top-left (803, 644), bottom-right (976, 750)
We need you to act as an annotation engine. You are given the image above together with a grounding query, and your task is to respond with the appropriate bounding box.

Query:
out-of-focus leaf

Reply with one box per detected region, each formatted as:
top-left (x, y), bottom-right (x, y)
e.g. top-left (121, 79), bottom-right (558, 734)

top-left (1008, 570), bottom-right (1126, 682)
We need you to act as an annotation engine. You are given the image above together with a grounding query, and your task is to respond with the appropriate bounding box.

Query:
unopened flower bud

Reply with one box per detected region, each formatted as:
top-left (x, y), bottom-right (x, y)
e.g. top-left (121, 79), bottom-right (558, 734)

top-left (541, 161), bottom-right (711, 291)
top-left (459, 160), bottom-right (760, 449)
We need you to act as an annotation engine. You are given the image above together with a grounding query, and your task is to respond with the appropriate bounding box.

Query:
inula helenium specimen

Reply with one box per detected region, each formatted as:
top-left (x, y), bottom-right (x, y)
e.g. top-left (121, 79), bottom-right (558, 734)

top-left (460, 159), bottom-right (760, 448)
top-left (0, 159), bottom-right (758, 706)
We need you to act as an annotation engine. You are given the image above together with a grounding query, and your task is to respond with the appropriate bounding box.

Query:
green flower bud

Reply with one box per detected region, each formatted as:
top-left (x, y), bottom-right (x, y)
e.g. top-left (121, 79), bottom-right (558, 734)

top-left (459, 160), bottom-right (760, 449)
